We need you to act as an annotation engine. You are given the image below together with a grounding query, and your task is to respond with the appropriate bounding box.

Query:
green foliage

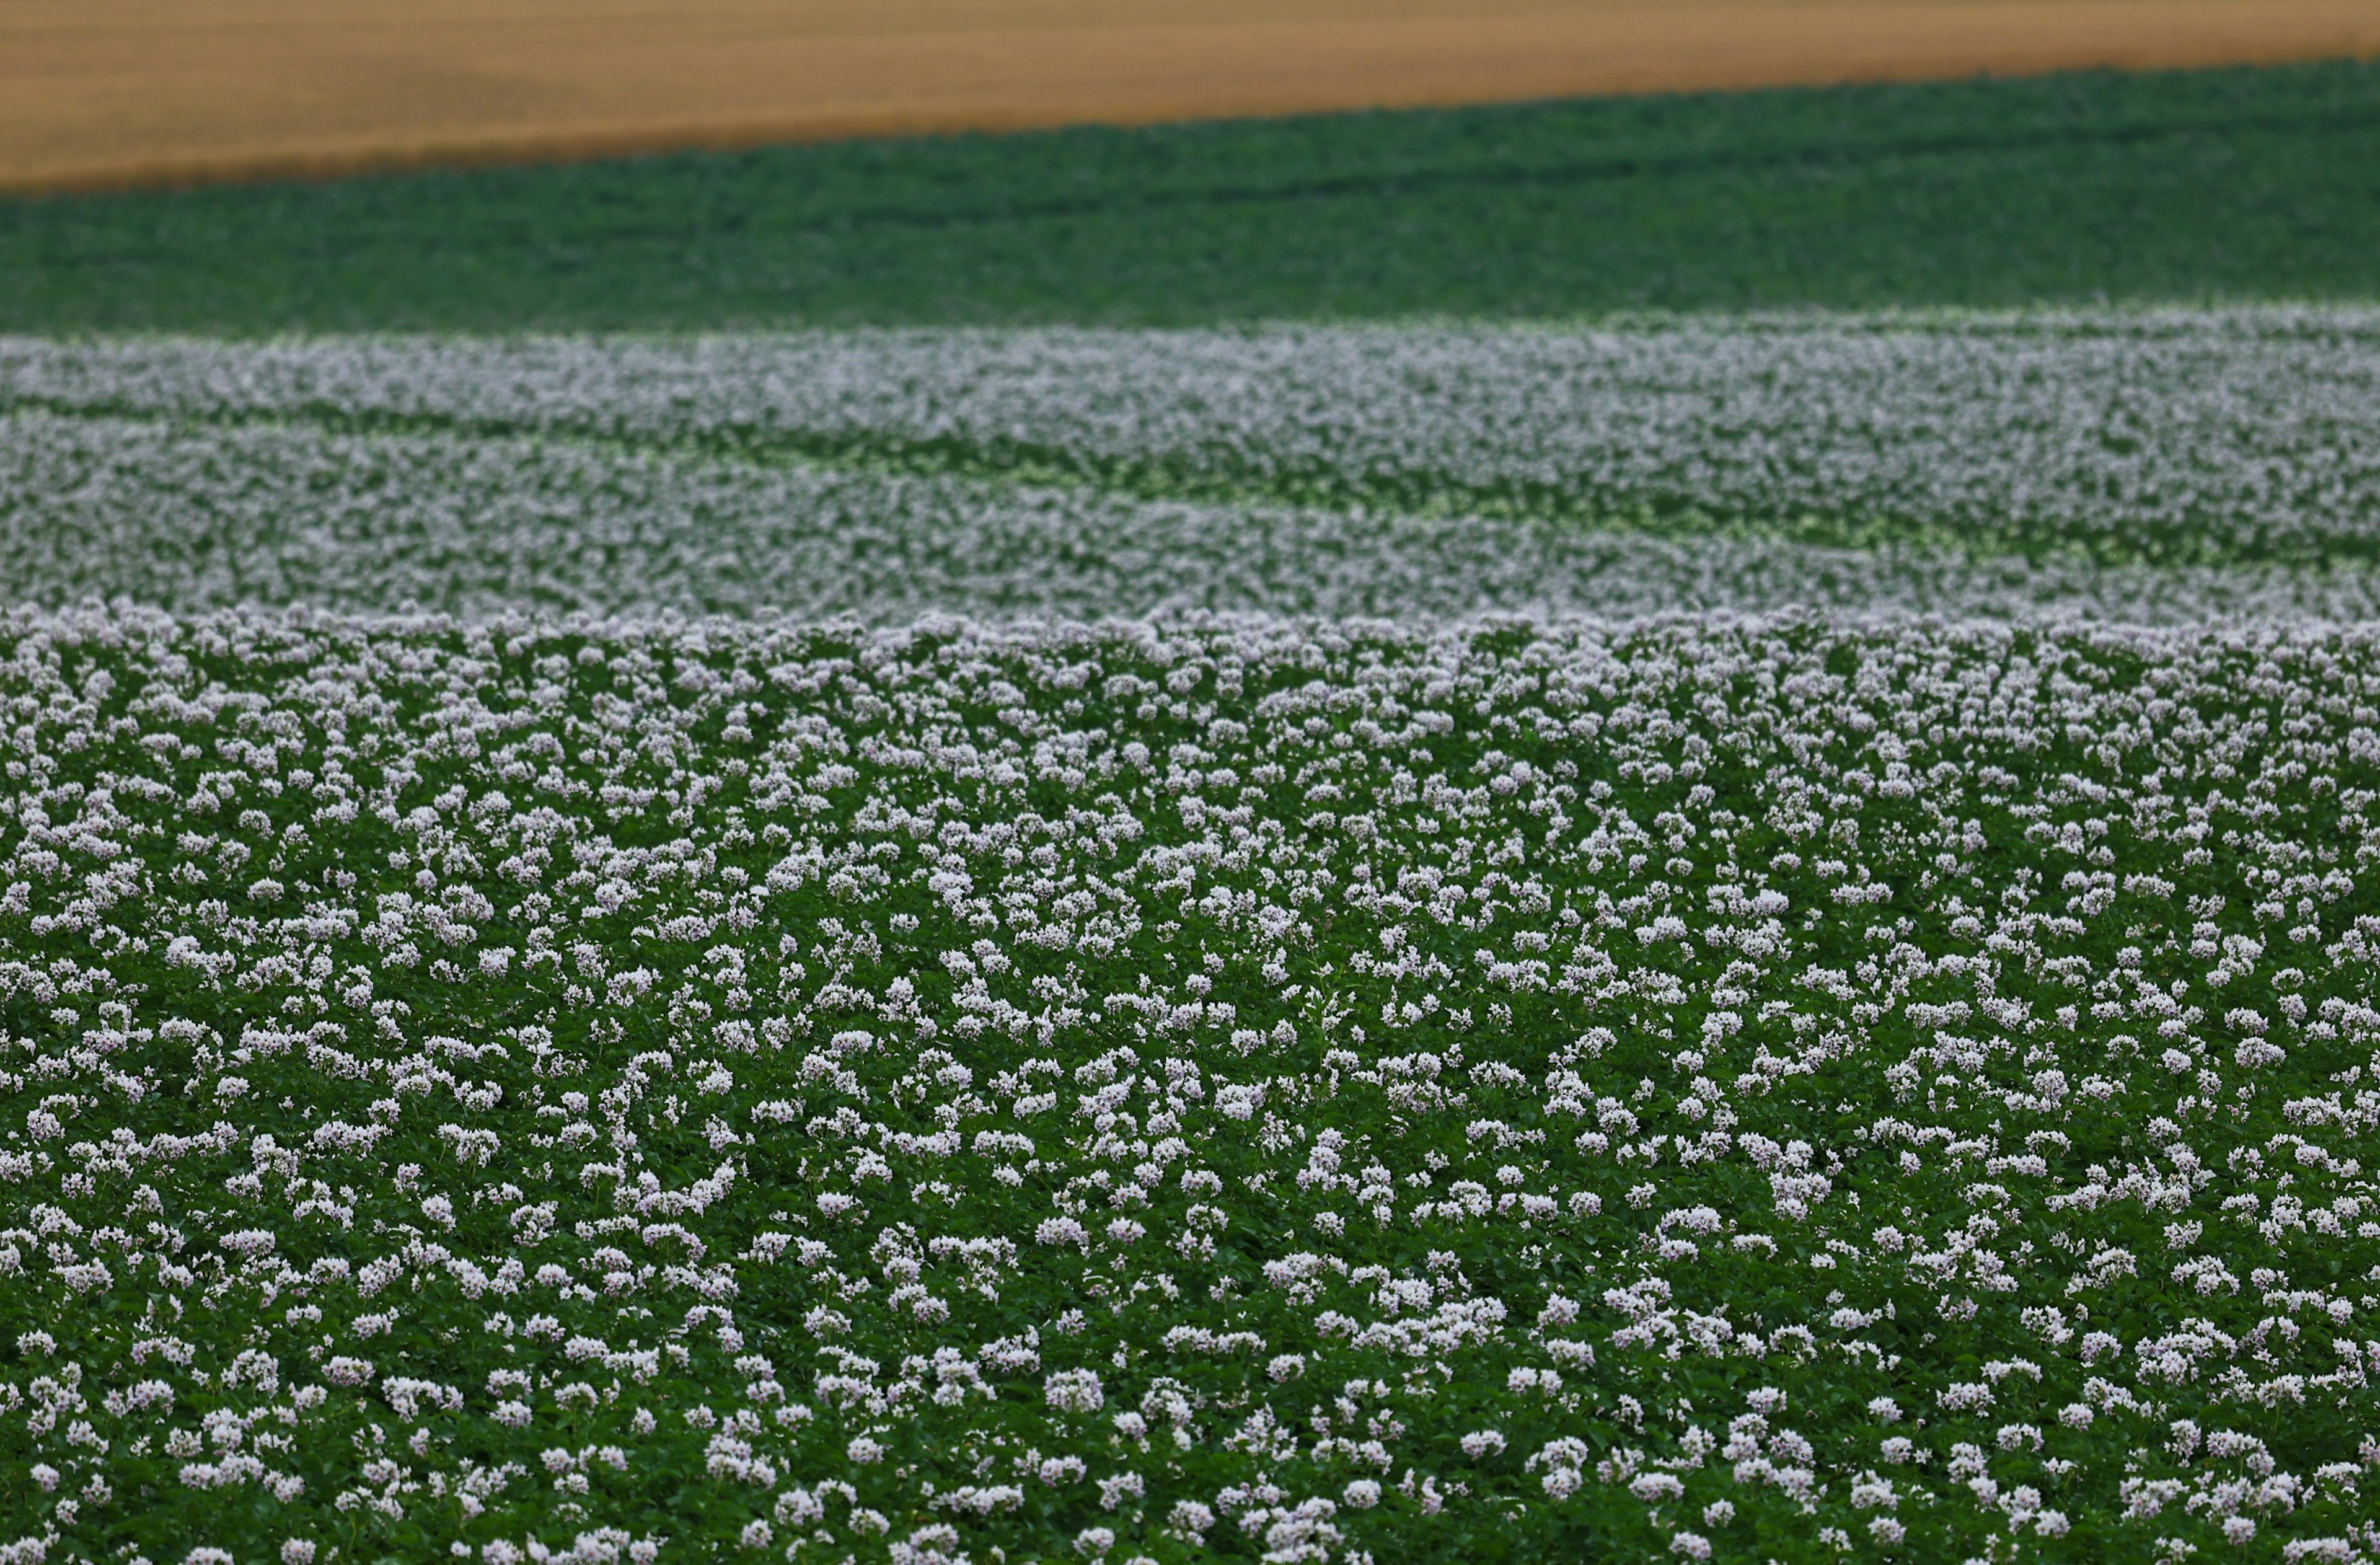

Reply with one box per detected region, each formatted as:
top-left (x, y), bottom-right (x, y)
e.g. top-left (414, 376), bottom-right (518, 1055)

top-left (6, 60), bottom-right (2380, 333)
top-left (2, 611), bottom-right (2378, 1563)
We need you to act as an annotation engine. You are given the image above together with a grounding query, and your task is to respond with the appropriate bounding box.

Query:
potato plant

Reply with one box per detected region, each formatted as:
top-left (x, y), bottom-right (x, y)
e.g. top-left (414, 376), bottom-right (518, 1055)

top-left (2, 609), bottom-right (2377, 1564)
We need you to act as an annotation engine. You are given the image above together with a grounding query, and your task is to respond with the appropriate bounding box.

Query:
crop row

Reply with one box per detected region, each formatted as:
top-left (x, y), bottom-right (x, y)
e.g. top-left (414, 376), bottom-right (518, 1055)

top-left (11, 312), bottom-right (2380, 566)
top-left (12, 408), bottom-right (2380, 627)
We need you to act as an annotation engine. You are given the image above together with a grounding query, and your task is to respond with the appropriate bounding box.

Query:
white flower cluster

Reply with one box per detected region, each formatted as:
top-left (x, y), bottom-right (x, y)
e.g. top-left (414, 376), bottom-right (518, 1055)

top-left (12, 310), bottom-right (2380, 557)
top-left (1, 606), bottom-right (2376, 1564)
top-left (10, 314), bottom-right (2380, 622)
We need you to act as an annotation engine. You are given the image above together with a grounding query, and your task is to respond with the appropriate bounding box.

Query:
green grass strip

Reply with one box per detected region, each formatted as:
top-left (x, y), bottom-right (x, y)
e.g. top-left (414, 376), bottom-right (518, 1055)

top-left (4, 60), bottom-right (2380, 332)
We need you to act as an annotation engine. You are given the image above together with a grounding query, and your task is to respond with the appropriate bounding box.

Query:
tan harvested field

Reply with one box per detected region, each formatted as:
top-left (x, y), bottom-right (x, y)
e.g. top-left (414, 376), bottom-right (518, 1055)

top-left (7, 0), bottom-right (2380, 194)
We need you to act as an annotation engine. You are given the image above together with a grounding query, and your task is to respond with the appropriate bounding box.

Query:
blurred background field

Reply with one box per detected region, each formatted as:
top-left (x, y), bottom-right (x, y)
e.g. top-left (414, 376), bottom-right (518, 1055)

top-left (7, 59), bottom-right (2380, 332)
top-left (7, 0), bottom-right (2379, 193)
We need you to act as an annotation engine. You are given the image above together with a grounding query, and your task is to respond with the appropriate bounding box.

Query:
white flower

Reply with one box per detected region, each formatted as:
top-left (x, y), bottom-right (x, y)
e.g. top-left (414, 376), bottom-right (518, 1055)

top-left (1167, 1501), bottom-right (1217, 1540)
top-left (1045, 1369), bottom-right (1105, 1414)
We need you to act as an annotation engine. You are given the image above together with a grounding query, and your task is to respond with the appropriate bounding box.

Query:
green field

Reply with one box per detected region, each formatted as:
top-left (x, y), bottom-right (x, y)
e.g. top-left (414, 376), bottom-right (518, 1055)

top-left (4, 61), bottom-right (2380, 332)
top-left (6, 58), bottom-right (2380, 1565)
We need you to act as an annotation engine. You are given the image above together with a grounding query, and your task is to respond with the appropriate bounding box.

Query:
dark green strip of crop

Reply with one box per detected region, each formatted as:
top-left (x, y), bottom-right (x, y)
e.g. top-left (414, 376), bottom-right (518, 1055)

top-left (5, 60), bottom-right (2380, 332)
top-left (8, 390), bottom-right (2367, 572)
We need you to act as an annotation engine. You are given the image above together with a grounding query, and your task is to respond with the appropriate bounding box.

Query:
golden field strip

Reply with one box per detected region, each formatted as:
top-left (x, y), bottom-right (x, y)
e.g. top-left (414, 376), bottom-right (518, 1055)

top-left (6, 0), bottom-right (2380, 193)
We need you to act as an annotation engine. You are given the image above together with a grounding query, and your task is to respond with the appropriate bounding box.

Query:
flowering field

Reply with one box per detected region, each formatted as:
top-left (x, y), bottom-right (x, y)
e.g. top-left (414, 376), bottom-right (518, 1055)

top-left (4, 319), bottom-right (2380, 1565)
top-left (11, 314), bottom-right (2380, 625)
